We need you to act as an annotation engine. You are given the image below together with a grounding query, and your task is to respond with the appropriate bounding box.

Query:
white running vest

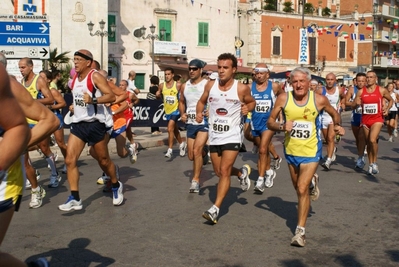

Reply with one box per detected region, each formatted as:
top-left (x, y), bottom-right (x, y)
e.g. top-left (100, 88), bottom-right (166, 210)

top-left (390, 92), bottom-right (398, 111)
top-left (72, 70), bottom-right (109, 124)
top-left (208, 80), bottom-right (243, 145)
top-left (184, 79), bottom-right (208, 125)
top-left (322, 86), bottom-right (341, 121)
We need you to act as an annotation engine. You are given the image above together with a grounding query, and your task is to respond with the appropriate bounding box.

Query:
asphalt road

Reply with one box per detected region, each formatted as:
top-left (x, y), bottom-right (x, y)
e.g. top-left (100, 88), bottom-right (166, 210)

top-left (2, 115), bottom-right (399, 267)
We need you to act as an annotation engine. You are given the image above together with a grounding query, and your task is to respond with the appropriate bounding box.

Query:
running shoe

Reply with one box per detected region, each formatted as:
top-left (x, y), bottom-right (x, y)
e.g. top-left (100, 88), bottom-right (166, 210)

top-left (97, 172), bottom-right (110, 185)
top-left (331, 147), bottom-right (338, 161)
top-left (29, 186), bottom-right (46, 209)
top-left (388, 136), bottom-right (393, 142)
top-left (126, 143), bottom-right (137, 164)
top-left (58, 195), bottom-right (82, 211)
top-left (321, 159), bottom-right (331, 170)
top-left (254, 177), bottom-right (266, 193)
top-left (165, 148), bottom-right (173, 158)
top-left (202, 206), bottom-right (219, 224)
top-left (48, 173), bottom-right (61, 188)
top-left (394, 129), bottom-right (398, 138)
top-left (355, 156), bottom-right (365, 169)
top-left (112, 181), bottom-right (124, 206)
top-left (238, 164), bottom-right (251, 191)
top-left (252, 145), bottom-right (259, 154)
top-left (367, 165), bottom-right (373, 175)
top-left (371, 163), bottom-right (379, 174)
top-left (62, 164), bottom-right (67, 174)
top-left (29, 258), bottom-right (50, 267)
top-left (309, 173), bottom-right (320, 201)
top-left (264, 170), bottom-right (276, 188)
top-left (272, 157), bottom-right (282, 170)
top-left (189, 180), bottom-right (200, 193)
top-left (179, 141), bottom-right (187, 157)
top-left (291, 228), bottom-right (306, 247)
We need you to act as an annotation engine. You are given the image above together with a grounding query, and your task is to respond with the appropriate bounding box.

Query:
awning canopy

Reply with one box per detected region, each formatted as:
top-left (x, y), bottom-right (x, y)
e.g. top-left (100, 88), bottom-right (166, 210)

top-left (158, 62), bottom-right (254, 74)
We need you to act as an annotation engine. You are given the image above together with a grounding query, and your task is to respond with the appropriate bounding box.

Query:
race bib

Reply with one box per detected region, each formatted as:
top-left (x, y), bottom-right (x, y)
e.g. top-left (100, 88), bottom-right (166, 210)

top-left (363, 103), bottom-right (378, 114)
top-left (255, 100), bottom-right (271, 113)
top-left (290, 121), bottom-right (313, 140)
top-left (165, 96), bottom-right (175, 105)
top-left (186, 108), bottom-right (196, 124)
top-left (74, 94), bottom-right (87, 108)
top-left (211, 117), bottom-right (231, 133)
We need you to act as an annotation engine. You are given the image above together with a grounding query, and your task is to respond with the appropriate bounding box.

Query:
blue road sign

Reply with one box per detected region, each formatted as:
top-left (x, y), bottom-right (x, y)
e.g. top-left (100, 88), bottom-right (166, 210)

top-left (0, 21), bottom-right (50, 47)
top-left (0, 22), bottom-right (49, 34)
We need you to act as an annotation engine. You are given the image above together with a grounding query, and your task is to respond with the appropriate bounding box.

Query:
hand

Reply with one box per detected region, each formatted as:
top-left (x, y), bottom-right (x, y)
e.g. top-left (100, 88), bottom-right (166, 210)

top-left (284, 121), bottom-right (294, 132)
top-left (334, 125), bottom-right (345, 136)
top-left (383, 108), bottom-right (388, 116)
top-left (83, 92), bottom-right (91, 104)
top-left (241, 103), bottom-right (248, 116)
top-left (69, 105), bottom-right (74, 113)
top-left (196, 112), bottom-right (203, 123)
top-left (203, 109), bottom-right (209, 117)
top-left (181, 113), bottom-right (187, 123)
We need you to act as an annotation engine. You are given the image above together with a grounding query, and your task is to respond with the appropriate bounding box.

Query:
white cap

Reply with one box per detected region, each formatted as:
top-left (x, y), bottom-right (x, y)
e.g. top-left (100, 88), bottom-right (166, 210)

top-left (209, 72), bottom-right (218, 80)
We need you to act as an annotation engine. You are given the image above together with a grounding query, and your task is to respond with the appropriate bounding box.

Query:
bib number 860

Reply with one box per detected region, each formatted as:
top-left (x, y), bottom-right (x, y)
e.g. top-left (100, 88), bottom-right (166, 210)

top-left (213, 124), bottom-right (230, 132)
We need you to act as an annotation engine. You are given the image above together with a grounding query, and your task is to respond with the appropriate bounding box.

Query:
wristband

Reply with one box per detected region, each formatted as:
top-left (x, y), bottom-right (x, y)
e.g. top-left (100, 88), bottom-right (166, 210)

top-left (279, 124), bottom-right (284, 131)
top-left (92, 97), bottom-right (98, 104)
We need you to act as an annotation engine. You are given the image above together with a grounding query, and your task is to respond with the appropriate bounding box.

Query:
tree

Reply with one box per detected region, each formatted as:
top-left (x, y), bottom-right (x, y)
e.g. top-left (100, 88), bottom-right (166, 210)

top-left (264, 0), bottom-right (277, 11)
top-left (304, 3), bottom-right (315, 14)
top-left (45, 48), bottom-right (70, 72)
top-left (322, 7), bottom-right (331, 17)
top-left (283, 1), bottom-right (294, 13)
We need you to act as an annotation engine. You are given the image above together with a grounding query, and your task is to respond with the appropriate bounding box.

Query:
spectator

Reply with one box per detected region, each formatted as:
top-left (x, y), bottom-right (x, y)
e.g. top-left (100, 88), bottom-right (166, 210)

top-left (148, 75), bottom-right (161, 135)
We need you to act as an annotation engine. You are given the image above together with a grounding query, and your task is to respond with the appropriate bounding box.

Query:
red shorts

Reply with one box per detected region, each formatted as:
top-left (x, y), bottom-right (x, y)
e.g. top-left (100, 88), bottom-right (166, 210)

top-left (361, 114), bottom-right (384, 129)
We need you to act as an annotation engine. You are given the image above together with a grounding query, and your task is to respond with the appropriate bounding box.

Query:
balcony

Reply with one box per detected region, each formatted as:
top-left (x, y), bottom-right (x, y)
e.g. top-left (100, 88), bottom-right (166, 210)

top-left (382, 5), bottom-right (399, 18)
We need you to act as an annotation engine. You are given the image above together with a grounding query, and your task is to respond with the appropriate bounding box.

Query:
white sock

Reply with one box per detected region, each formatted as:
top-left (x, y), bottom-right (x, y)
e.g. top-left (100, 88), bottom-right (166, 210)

top-left (326, 157), bottom-right (331, 162)
top-left (212, 205), bottom-right (219, 213)
top-left (258, 176), bottom-right (264, 181)
top-left (46, 154), bottom-right (57, 175)
top-left (296, 226), bottom-right (305, 235)
top-left (266, 169), bottom-right (273, 175)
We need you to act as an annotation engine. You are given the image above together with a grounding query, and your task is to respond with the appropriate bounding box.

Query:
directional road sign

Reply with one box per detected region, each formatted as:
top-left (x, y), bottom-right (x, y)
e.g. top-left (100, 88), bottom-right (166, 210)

top-left (0, 21), bottom-right (50, 59)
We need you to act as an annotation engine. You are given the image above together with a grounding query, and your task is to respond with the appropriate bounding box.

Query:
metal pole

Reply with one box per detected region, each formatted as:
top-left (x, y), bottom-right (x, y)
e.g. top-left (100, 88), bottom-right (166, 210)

top-left (301, 0), bottom-right (305, 67)
top-left (151, 37), bottom-right (155, 75)
top-left (371, 11), bottom-right (375, 70)
top-left (100, 34), bottom-right (104, 69)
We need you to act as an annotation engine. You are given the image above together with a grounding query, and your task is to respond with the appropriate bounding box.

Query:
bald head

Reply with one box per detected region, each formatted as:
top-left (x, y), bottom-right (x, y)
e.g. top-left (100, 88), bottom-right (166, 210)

top-left (128, 71), bottom-right (136, 79)
top-left (325, 72), bottom-right (336, 89)
top-left (77, 49), bottom-right (93, 60)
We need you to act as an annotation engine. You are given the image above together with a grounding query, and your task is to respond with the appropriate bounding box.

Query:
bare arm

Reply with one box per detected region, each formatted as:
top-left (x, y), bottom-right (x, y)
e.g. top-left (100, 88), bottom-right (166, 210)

top-left (0, 69), bottom-right (31, 171)
top-left (112, 102), bottom-right (128, 115)
top-left (178, 83), bottom-right (187, 123)
top-left (109, 81), bottom-right (128, 104)
top-left (381, 87), bottom-right (393, 116)
top-left (344, 86), bottom-right (355, 108)
top-left (37, 76), bottom-right (54, 105)
top-left (267, 93), bottom-right (288, 131)
top-left (196, 80), bottom-right (213, 123)
top-left (10, 79), bottom-right (59, 146)
top-left (83, 72), bottom-right (116, 104)
top-left (238, 83), bottom-right (255, 115)
top-left (48, 89), bottom-right (67, 110)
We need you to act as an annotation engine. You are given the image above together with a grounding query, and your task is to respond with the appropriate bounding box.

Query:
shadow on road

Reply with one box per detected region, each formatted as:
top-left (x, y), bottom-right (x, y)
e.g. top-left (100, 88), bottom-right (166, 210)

top-left (25, 238), bottom-right (115, 267)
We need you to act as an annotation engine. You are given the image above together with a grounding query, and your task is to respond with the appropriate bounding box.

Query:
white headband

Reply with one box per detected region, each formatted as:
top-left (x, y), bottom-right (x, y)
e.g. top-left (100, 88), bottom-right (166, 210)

top-left (310, 80), bottom-right (318, 85)
top-left (254, 67), bottom-right (269, 73)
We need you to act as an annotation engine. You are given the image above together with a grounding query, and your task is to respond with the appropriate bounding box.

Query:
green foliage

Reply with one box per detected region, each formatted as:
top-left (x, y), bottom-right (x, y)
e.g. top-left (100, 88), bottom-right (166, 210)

top-left (322, 7), bottom-right (331, 16)
top-left (304, 3), bottom-right (315, 14)
top-left (283, 1), bottom-right (294, 13)
top-left (45, 48), bottom-right (71, 72)
top-left (264, 0), bottom-right (277, 11)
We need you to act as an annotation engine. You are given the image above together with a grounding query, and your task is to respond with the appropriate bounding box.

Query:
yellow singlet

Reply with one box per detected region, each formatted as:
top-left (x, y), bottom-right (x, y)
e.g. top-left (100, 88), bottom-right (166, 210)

top-left (162, 81), bottom-right (179, 115)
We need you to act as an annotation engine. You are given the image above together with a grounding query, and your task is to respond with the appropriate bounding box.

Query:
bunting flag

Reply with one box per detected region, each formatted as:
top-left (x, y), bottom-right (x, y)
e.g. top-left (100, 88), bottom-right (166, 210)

top-left (394, 19), bottom-right (398, 29)
top-left (351, 33), bottom-right (357, 40)
top-left (326, 29), bottom-right (332, 34)
top-left (392, 35), bottom-right (398, 44)
top-left (329, 25), bottom-right (336, 28)
top-left (342, 32), bottom-right (349, 39)
top-left (354, 22), bottom-right (359, 26)
top-left (307, 27), bottom-right (314, 33)
top-left (387, 19), bottom-right (392, 23)
top-left (334, 32), bottom-right (339, 37)
top-left (336, 24), bottom-right (343, 31)
top-left (191, 0), bottom-right (194, 5)
top-left (359, 34), bottom-right (365, 40)
top-left (366, 21), bottom-right (373, 30)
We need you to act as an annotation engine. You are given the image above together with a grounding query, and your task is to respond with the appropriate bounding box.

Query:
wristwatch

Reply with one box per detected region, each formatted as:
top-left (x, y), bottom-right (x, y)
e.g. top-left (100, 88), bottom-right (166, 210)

top-left (92, 97), bottom-right (98, 104)
top-left (279, 124), bottom-right (284, 131)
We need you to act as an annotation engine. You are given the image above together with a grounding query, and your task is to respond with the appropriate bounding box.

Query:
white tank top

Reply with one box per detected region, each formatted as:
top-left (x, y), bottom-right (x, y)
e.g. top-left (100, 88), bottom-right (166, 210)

top-left (208, 80), bottom-right (243, 145)
top-left (72, 70), bottom-right (108, 124)
top-left (322, 86), bottom-right (340, 120)
top-left (390, 92), bottom-right (398, 111)
top-left (184, 79), bottom-right (208, 125)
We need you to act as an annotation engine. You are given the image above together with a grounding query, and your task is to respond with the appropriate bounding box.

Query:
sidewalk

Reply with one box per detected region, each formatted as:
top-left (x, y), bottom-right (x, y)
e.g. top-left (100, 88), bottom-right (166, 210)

top-left (29, 127), bottom-right (186, 160)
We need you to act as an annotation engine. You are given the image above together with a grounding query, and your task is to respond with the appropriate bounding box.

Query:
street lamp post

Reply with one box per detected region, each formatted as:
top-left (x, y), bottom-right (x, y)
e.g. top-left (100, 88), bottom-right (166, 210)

top-left (87, 20), bottom-right (116, 69)
top-left (371, 3), bottom-right (378, 70)
top-left (140, 24), bottom-right (166, 75)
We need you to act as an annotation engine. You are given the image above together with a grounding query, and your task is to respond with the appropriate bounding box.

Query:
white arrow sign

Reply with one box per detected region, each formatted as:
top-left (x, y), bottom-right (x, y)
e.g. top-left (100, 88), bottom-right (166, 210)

top-left (0, 46), bottom-right (50, 59)
top-left (39, 23), bottom-right (48, 34)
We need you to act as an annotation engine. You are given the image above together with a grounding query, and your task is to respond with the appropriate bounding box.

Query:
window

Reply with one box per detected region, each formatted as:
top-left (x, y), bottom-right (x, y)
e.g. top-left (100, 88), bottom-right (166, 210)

top-left (273, 36), bottom-right (281, 55)
top-left (133, 50), bottom-right (145, 60)
top-left (135, 74), bottom-right (145, 90)
top-left (108, 14), bottom-right (116, 42)
top-left (309, 37), bottom-right (316, 65)
top-left (159, 19), bottom-right (172, 41)
top-left (339, 41), bottom-right (346, 59)
top-left (198, 22), bottom-right (209, 46)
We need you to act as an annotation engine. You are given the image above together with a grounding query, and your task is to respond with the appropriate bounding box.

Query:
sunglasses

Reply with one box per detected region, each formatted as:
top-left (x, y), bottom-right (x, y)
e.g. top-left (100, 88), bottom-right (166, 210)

top-left (188, 67), bottom-right (199, 71)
